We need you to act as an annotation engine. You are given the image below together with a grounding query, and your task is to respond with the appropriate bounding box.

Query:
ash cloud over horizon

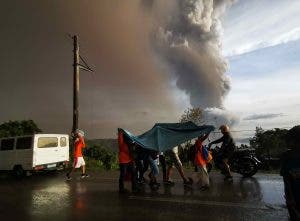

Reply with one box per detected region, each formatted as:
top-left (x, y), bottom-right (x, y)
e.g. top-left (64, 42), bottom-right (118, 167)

top-left (0, 0), bottom-right (236, 138)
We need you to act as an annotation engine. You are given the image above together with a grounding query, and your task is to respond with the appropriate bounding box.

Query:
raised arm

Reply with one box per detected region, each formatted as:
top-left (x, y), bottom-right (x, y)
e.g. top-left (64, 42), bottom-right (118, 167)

top-left (209, 136), bottom-right (224, 146)
top-left (199, 133), bottom-right (210, 142)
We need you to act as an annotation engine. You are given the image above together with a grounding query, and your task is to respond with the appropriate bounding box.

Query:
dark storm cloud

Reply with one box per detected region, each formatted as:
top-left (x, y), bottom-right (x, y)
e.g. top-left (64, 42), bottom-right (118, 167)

top-left (0, 0), bottom-right (234, 138)
top-left (244, 113), bottom-right (284, 121)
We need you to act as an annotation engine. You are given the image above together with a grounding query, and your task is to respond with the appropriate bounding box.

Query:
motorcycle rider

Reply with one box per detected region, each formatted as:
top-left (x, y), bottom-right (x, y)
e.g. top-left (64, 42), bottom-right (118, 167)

top-left (208, 125), bottom-right (235, 180)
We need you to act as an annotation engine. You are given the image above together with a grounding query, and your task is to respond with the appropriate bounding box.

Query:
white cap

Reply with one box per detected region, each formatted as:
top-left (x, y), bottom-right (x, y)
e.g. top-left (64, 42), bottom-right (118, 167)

top-left (76, 129), bottom-right (85, 137)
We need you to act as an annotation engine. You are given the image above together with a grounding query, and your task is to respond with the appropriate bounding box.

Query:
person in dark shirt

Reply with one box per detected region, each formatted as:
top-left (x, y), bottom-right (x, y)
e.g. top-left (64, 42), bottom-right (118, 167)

top-left (208, 125), bottom-right (235, 180)
top-left (280, 142), bottom-right (300, 220)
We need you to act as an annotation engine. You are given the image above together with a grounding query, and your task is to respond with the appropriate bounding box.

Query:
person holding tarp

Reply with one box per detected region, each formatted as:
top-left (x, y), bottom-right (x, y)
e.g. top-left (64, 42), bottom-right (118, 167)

top-left (194, 133), bottom-right (211, 190)
top-left (135, 144), bottom-right (160, 190)
top-left (147, 149), bottom-right (160, 190)
top-left (164, 146), bottom-right (193, 186)
top-left (208, 125), bottom-right (235, 180)
top-left (134, 144), bottom-right (147, 184)
top-left (118, 122), bottom-right (215, 187)
top-left (159, 153), bottom-right (167, 182)
top-left (118, 128), bottom-right (138, 193)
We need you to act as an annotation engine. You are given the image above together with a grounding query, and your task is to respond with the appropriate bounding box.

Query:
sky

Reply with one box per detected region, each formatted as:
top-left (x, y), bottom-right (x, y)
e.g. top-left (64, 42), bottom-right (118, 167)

top-left (222, 0), bottom-right (300, 143)
top-left (0, 0), bottom-right (299, 142)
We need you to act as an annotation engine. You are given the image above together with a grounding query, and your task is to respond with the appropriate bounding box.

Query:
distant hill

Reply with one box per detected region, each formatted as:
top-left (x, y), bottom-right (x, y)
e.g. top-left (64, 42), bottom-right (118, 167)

top-left (86, 139), bottom-right (118, 152)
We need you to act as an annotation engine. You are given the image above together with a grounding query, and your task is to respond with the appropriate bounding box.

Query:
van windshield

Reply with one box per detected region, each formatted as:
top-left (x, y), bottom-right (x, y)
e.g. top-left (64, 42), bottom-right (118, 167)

top-left (38, 137), bottom-right (58, 148)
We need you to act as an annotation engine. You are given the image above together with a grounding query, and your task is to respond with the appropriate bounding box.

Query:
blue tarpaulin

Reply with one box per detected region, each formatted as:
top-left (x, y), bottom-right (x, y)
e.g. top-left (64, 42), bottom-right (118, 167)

top-left (119, 121), bottom-right (215, 152)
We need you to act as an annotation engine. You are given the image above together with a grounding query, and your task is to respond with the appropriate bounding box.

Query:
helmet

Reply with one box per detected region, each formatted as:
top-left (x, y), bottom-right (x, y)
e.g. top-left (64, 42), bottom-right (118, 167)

top-left (219, 125), bottom-right (229, 133)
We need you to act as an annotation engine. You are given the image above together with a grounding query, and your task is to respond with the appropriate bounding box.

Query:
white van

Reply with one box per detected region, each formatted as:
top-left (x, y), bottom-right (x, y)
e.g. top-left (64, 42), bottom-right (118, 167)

top-left (0, 134), bottom-right (69, 176)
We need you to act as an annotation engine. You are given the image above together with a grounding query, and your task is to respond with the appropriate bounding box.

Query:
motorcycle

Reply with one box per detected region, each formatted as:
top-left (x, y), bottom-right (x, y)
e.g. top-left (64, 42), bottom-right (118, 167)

top-left (207, 146), bottom-right (261, 177)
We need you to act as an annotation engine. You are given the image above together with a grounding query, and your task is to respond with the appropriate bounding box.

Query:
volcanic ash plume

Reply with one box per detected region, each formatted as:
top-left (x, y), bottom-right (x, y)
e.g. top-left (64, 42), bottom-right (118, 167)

top-left (149, 0), bottom-right (235, 108)
top-left (203, 108), bottom-right (239, 128)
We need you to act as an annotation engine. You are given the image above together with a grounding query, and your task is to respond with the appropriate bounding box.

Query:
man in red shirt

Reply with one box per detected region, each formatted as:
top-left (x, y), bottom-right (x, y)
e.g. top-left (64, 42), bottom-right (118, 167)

top-left (118, 128), bottom-right (137, 193)
top-left (66, 129), bottom-right (89, 180)
top-left (194, 133), bottom-right (210, 189)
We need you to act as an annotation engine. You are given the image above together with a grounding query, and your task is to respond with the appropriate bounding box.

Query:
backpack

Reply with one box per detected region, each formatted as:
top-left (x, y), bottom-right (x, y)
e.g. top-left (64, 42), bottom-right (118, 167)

top-left (202, 145), bottom-right (213, 163)
top-left (202, 145), bottom-right (209, 160)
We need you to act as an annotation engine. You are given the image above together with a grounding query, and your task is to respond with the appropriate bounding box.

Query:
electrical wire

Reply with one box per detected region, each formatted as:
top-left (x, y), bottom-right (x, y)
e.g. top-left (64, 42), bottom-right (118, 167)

top-left (211, 126), bottom-right (293, 133)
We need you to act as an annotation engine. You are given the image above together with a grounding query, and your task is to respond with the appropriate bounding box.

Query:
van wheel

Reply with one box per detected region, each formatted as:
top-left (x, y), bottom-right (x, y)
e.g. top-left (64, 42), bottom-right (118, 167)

top-left (13, 165), bottom-right (25, 178)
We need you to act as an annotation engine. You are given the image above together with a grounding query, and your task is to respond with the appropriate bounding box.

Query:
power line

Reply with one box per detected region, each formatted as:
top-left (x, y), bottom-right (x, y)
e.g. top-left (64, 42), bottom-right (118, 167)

top-left (211, 126), bottom-right (293, 133)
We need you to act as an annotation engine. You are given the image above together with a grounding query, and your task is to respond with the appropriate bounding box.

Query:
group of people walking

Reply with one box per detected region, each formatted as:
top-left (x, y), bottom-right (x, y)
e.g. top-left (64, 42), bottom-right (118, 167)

top-left (118, 124), bottom-right (236, 193)
top-left (63, 125), bottom-right (235, 192)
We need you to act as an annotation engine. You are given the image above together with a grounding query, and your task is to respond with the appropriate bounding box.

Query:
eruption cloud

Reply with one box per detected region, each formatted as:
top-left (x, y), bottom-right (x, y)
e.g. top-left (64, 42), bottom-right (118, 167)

top-left (148, 0), bottom-right (235, 108)
top-left (203, 108), bottom-right (239, 129)
top-left (0, 0), bottom-right (237, 138)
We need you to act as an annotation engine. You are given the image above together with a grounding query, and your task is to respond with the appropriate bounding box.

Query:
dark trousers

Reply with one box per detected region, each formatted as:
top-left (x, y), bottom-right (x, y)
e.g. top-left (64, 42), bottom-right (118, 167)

top-left (135, 160), bottom-right (144, 182)
top-left (119, 162), bottom-right (137, 191)
top-left (159, 155), bottom-right (167, 181)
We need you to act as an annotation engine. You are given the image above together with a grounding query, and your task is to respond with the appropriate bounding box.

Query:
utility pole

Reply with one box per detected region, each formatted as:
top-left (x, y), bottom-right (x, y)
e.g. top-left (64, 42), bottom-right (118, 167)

top-left (70, 34), bottom-right (93, 135)
top-left (72, 35), bottom-right (79, 134)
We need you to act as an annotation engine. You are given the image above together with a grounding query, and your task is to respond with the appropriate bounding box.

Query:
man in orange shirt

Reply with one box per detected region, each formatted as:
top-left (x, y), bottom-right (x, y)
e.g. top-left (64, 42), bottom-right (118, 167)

top-left (194, 133), bottom-right (210, 189)
top-left (66, 129), bottom-right (89, 180)
top-left (118, 128), bottom-right (137, 193)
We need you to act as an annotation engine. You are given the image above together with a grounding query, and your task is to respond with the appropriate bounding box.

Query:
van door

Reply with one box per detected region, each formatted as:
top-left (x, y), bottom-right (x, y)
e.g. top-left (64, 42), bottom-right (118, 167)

top-left (33, 135), bottom-right (69, 167)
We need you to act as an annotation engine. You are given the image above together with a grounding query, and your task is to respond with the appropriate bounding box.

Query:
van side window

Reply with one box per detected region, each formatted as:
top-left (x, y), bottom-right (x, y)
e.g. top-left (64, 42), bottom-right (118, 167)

top-left (60, 137), bottom-right (67, 147)
top-left (0, 138), bottom-right (15, 151)
top-left (16, 137), bottom-right (32, 150)
top-left (38, 137), bottom-right (58, 148)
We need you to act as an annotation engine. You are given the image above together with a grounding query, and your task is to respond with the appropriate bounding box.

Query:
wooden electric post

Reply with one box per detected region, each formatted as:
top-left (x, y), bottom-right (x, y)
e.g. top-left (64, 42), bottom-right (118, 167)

top-left (70, 34), bottom-right (93, 135)
top-left (72, 35), bottom-right (79, 134)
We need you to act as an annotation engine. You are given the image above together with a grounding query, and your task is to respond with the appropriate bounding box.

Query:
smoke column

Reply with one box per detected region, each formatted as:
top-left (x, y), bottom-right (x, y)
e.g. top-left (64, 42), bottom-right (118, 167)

top-left (148, 0), bottom-right (235, 108)
top-left (145, 0), bottom-right (238, 128)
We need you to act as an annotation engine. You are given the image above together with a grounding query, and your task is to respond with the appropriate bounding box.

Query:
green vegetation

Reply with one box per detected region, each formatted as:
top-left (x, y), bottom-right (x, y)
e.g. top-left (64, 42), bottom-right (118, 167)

top-left (180, 107), bottom-right (204, 125)
top-left (250, 127), bottom-right (289, 158)
top-left (248, 125), bottom-right (300, 170)
top-left (84, 145), bottom-right (118, 171)
top-left (0, 120), bottom-right (42, 138)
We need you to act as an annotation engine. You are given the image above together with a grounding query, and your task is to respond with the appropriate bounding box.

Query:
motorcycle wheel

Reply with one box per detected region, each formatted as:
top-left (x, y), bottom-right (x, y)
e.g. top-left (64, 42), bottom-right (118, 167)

top-left (240, 158), bottom-right (258, 177)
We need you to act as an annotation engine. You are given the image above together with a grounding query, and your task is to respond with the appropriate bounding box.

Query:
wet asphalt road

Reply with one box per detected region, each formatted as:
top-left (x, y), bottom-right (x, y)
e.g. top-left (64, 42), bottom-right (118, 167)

top-left (0, 170), bottom-right (288, 221)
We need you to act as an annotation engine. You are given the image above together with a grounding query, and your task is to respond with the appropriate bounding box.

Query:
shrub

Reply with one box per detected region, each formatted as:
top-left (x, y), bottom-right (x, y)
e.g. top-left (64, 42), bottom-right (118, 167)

top-left (84, 145), bottom-right (118, 170)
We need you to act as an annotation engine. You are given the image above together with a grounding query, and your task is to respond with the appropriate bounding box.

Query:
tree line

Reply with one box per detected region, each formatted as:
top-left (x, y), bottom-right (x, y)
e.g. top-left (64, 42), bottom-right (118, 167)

top-left (1, 116), bottom-right (299, 171)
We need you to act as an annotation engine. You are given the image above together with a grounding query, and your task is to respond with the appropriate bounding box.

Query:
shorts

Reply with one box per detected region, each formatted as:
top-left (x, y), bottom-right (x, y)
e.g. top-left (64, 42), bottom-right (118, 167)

top-left (73, 157), bottom-right (85, 168)
top-left (165, 150), bottom-right (182, 169)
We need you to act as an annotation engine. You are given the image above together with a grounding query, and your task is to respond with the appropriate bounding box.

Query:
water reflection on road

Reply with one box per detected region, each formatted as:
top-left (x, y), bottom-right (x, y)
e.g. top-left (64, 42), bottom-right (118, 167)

top-left (0, 171), bottom-right (288, 221)
top-left (30, 179), bottom-right (71, 218)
